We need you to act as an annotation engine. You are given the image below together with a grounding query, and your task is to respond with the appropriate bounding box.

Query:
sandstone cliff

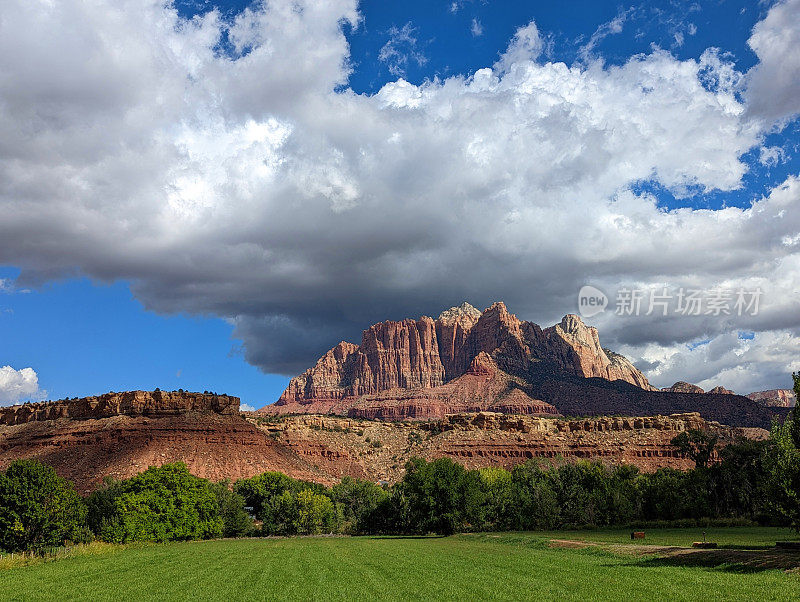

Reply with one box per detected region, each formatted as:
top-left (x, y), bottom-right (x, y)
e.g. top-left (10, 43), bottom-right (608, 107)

top-left (268, 302), bottom-right (656, 419)
top-left (542, 315), bottom-right (655, 389)
top-left (747, 389), bottom-right (797, 408)
top-left (0, 390), bottom-right (239, 426)
top-left (252, 411), bottom-right (760, 484)
top-left (0, 392), bottom-right (327, 494)
top-left (268, 352), bottom-right (557, 420)
top-left (436, 302), bottom-right (482, 379)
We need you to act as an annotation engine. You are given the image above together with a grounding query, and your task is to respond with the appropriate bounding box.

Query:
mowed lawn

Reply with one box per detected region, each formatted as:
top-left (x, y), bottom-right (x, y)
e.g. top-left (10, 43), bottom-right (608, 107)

top-left (0, 529), bottom-right (798, 601)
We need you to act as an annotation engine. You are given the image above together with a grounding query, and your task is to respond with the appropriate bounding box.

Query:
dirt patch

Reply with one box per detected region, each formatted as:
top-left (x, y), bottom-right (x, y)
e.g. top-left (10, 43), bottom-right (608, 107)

top-left (605, 543), bottom-right (685, 556)
top-left (548, 539), bottom-right (599, 549)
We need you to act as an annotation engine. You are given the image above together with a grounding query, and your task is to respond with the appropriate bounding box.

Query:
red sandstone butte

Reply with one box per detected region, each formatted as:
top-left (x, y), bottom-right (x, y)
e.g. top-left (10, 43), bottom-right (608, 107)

top-left (261, 302), bottom-right (783, 428)
top-left (0, 391), bottom-right (326, 493)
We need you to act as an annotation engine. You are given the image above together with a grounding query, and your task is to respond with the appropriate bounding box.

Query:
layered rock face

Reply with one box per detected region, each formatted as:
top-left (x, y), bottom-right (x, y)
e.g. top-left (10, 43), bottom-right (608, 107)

top-left (0, 392), bottom-right (330, 493)
top-left (352, 317), bottom-right (446, 393)
top-left (255, 411), bottom-right (760, 483)
top-left (268, 302), bottom-right (655, 419)
top-left (0, 390), bottom-right (239, 426)
top-left (277, 317), bottom-right (449, 408)
top-left (278, 342), bottom-right (360, 409)
top-left (269, 352), bottom-right (557, 420)
top-left (0, 389), bottom-right (768, 492)
top-left (436, 302), bottom-right (482, 379)
top-left (747, 389), bottom-right (797, 407)
top-left (342, 353), bottom-right (558, 420)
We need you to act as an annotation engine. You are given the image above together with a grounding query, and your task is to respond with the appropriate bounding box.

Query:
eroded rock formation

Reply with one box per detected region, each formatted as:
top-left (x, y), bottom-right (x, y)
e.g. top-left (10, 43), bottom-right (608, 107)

top-left (0, 390), bottom-right (239, 426)
top-left (0, 388), bottom-right (770, 493)
top-left (272, 348), bottom-right (558, 420)
top-left (268, 302), bottom-right (657, 419)
top-left (253, 411), bottom-right (761, 483)
top-left (542, 315), bottom-right (655, 389)
top-left (0, 391), bottom-right (328, 493)
top-left (747, 389), bottom-right (797, 407)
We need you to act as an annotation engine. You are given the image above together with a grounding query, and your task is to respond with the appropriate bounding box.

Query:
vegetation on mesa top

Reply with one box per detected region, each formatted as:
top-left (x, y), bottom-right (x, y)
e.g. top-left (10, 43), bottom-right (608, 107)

top-left (0, 373), bottom-right (798, 552)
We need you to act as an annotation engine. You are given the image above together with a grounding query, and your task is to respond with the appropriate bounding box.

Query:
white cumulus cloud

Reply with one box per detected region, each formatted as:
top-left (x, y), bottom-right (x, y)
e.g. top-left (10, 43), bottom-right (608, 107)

top-left (745, 0), bottom-right (800, 123)
top-left (0, 0), bottom-right (798, 394)
top-left (0, 366), bottom-right (45, 405)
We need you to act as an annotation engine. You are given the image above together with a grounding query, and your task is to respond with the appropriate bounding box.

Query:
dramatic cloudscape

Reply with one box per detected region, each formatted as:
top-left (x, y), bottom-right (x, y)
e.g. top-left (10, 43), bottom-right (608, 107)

top-left (1, 0), bottom-right (799, 406)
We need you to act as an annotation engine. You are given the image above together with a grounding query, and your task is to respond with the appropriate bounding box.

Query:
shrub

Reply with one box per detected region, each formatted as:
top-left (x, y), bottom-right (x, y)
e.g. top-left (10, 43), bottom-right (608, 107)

top-left (399, 457), bottom-right (469, 535)
top-left (234, 471), bottom-right (297, 530)
top-left (671, 430), bottom-right (718, 469)
top-left (87, 463), bottom-right (222, 543)
top-left (407, 431), bottom-right (423, 446)
top-left (235, 472), bottom-right (334, 535)
top-left (0, 460), bottom-right (87, 552)
top-left (509, 461), bottom-right (561, 530)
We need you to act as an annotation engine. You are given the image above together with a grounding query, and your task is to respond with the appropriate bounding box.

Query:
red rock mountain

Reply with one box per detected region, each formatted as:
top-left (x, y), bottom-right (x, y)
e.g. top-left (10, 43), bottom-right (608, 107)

top-left (265, 302), bottom-right (653, 419)
top-left (747, 389), bottom-right (797, 408)
top-left (263, 302), bottom-right (785, 429)
top-left (330, 353), bottom-right (559, 421)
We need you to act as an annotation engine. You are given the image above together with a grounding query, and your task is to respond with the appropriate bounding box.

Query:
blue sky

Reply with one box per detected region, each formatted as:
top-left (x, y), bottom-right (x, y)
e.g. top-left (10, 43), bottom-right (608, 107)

top-left (0, 266), bottom-right (289, 407)
top-left (1, 0), bottom-right (799, 406)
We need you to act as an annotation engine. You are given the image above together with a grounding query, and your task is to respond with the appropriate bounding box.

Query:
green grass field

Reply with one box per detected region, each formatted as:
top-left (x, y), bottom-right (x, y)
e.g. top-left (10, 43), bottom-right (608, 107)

top-left (0, 529), bottom-right (798, 601)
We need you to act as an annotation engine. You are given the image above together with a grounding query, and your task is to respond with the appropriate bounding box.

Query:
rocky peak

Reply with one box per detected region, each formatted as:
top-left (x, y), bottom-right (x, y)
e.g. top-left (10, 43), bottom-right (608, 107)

top-left (465, 351), bottom-right (496, 377)
top-left (542, 315), bottom-right (654, 390)
top-left (457, 302), bottom-right (533, 375)
top-left (437, 302), bottom-right (482, 327)
top-left (558, 313), bottom-right (592, 337)
top-left (663, 382), bottom-right (705, 394)
top-left (550, 314), bottom-right (607, 359)
top-left (707, 386), bottom-right (735, 395)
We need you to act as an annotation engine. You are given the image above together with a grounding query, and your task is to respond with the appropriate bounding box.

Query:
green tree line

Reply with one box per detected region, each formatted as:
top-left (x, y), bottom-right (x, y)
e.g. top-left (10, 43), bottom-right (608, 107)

top-left (2, 375), bottom-right (799, 551)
